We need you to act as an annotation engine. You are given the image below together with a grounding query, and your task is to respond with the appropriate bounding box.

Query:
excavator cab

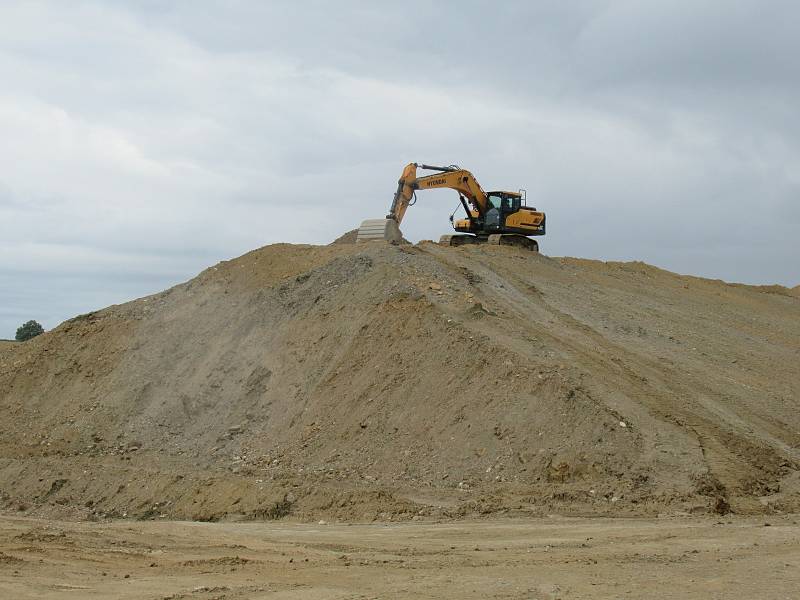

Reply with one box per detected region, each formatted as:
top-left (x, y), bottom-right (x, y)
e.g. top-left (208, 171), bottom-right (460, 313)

top-left (485, 192), bottom-right (522, 231)
top-left (487, 192), bottom-right (521, 213)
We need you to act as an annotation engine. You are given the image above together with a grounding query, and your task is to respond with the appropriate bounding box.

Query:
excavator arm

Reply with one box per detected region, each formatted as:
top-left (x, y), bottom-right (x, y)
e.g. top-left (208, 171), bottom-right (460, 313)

top-left (387, 163), bottom-right (489, 224)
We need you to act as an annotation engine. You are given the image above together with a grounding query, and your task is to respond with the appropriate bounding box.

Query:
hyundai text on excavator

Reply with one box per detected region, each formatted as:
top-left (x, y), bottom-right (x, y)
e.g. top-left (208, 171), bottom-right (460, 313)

top-left (356, 163), bottom-right (546, 250)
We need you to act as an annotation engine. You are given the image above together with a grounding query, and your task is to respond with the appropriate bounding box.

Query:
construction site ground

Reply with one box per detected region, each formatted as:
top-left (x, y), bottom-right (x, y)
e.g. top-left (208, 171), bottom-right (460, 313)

top-left (1, 233), bottom-right (798, 597)
top-left (1, 514), bottom-right (798, 599)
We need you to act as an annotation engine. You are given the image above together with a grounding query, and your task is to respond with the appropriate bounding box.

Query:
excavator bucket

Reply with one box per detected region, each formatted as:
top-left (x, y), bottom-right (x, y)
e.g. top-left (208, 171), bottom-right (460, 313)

top-left (356, 218), bottom-right (404, 243)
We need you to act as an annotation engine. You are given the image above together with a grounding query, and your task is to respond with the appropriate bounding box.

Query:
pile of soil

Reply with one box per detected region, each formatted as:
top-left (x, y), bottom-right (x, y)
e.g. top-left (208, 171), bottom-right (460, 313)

top-left (329, 229), bottom-right (359, 245)
top-left (1, 240), bottom-right (798, 522)
top-left (330, 227), bottom-right (411, 245)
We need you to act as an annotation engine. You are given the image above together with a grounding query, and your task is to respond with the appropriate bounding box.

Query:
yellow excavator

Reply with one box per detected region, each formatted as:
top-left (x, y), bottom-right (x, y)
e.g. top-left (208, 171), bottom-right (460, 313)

top-left (356, 163), bottom-right (546, 250)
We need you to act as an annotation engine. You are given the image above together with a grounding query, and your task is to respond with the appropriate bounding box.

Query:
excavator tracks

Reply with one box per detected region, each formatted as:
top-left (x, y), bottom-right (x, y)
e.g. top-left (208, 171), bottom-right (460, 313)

top-left (487, 234), bottom-right (539, 251)
top-left (439, 234), bottom-right (479, 247)
top-left (439, 233), bottom-right (539, 251)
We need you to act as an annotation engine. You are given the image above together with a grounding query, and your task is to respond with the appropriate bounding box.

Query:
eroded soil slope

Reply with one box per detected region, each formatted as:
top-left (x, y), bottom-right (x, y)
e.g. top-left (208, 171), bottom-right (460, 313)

top-left (1, 241), bottom-right (798, 521)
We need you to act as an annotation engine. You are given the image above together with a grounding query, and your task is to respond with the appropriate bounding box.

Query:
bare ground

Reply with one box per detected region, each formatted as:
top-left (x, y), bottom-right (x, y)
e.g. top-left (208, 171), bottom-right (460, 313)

top-left (2, 237), bottom-right (799, 597)
top-left (0, 514), bottom-right (798, 599)
top-left (1, 240), bottom-right (798, 521)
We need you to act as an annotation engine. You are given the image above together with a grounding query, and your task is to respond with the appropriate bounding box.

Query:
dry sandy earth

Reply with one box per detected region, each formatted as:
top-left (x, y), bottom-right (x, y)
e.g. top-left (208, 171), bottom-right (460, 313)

top-left (2, 240), bottom-right (798, 520)
top-left (1, 237), bottom-right (799, 598)
top-left (1, 515), bottom-right (798, 599)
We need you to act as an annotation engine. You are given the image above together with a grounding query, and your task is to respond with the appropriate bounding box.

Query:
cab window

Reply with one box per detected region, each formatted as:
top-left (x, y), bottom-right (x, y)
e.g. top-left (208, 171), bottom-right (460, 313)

top-left (488, 194), bottom-right (502, 209)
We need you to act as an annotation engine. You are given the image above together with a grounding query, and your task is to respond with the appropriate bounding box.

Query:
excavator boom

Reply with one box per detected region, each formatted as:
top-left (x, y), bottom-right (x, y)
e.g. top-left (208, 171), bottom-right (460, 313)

top-left (387, 163), bottom-right (489, 224)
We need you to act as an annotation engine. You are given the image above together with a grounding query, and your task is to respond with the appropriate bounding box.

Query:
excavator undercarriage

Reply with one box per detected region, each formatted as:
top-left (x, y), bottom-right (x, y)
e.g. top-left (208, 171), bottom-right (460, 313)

top-left (438, 233), bottom-right (540, 251)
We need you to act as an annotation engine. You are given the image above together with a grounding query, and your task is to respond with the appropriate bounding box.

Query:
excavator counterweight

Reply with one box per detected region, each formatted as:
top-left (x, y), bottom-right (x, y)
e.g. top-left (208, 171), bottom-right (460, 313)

top-left (357, 162), bottom-right (545, 250)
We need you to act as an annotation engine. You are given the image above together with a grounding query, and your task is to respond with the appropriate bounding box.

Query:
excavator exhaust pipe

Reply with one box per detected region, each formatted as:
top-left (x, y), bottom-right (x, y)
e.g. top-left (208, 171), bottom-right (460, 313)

top-left (356, 218), bottom-right (404, 243)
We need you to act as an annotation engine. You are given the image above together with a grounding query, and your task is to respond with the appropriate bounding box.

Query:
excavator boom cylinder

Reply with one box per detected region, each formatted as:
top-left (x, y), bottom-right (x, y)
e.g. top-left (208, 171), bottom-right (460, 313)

top-left (417, 164), bottom-right (459, 172)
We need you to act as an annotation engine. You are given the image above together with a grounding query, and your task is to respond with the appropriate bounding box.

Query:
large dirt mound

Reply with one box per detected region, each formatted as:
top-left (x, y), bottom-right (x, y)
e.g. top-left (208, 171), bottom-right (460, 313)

top-left (1, 242), bottom-right (798, 522)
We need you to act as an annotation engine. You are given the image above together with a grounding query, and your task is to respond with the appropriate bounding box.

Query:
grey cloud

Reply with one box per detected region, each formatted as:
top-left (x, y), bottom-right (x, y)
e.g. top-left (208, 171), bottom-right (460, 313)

top-left (0, 0), bottom-right (798, 337)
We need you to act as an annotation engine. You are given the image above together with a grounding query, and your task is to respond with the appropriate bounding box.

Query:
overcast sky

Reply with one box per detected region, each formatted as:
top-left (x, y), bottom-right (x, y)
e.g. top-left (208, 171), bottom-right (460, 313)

top-left (1, 1), bottom-right (798, 338)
